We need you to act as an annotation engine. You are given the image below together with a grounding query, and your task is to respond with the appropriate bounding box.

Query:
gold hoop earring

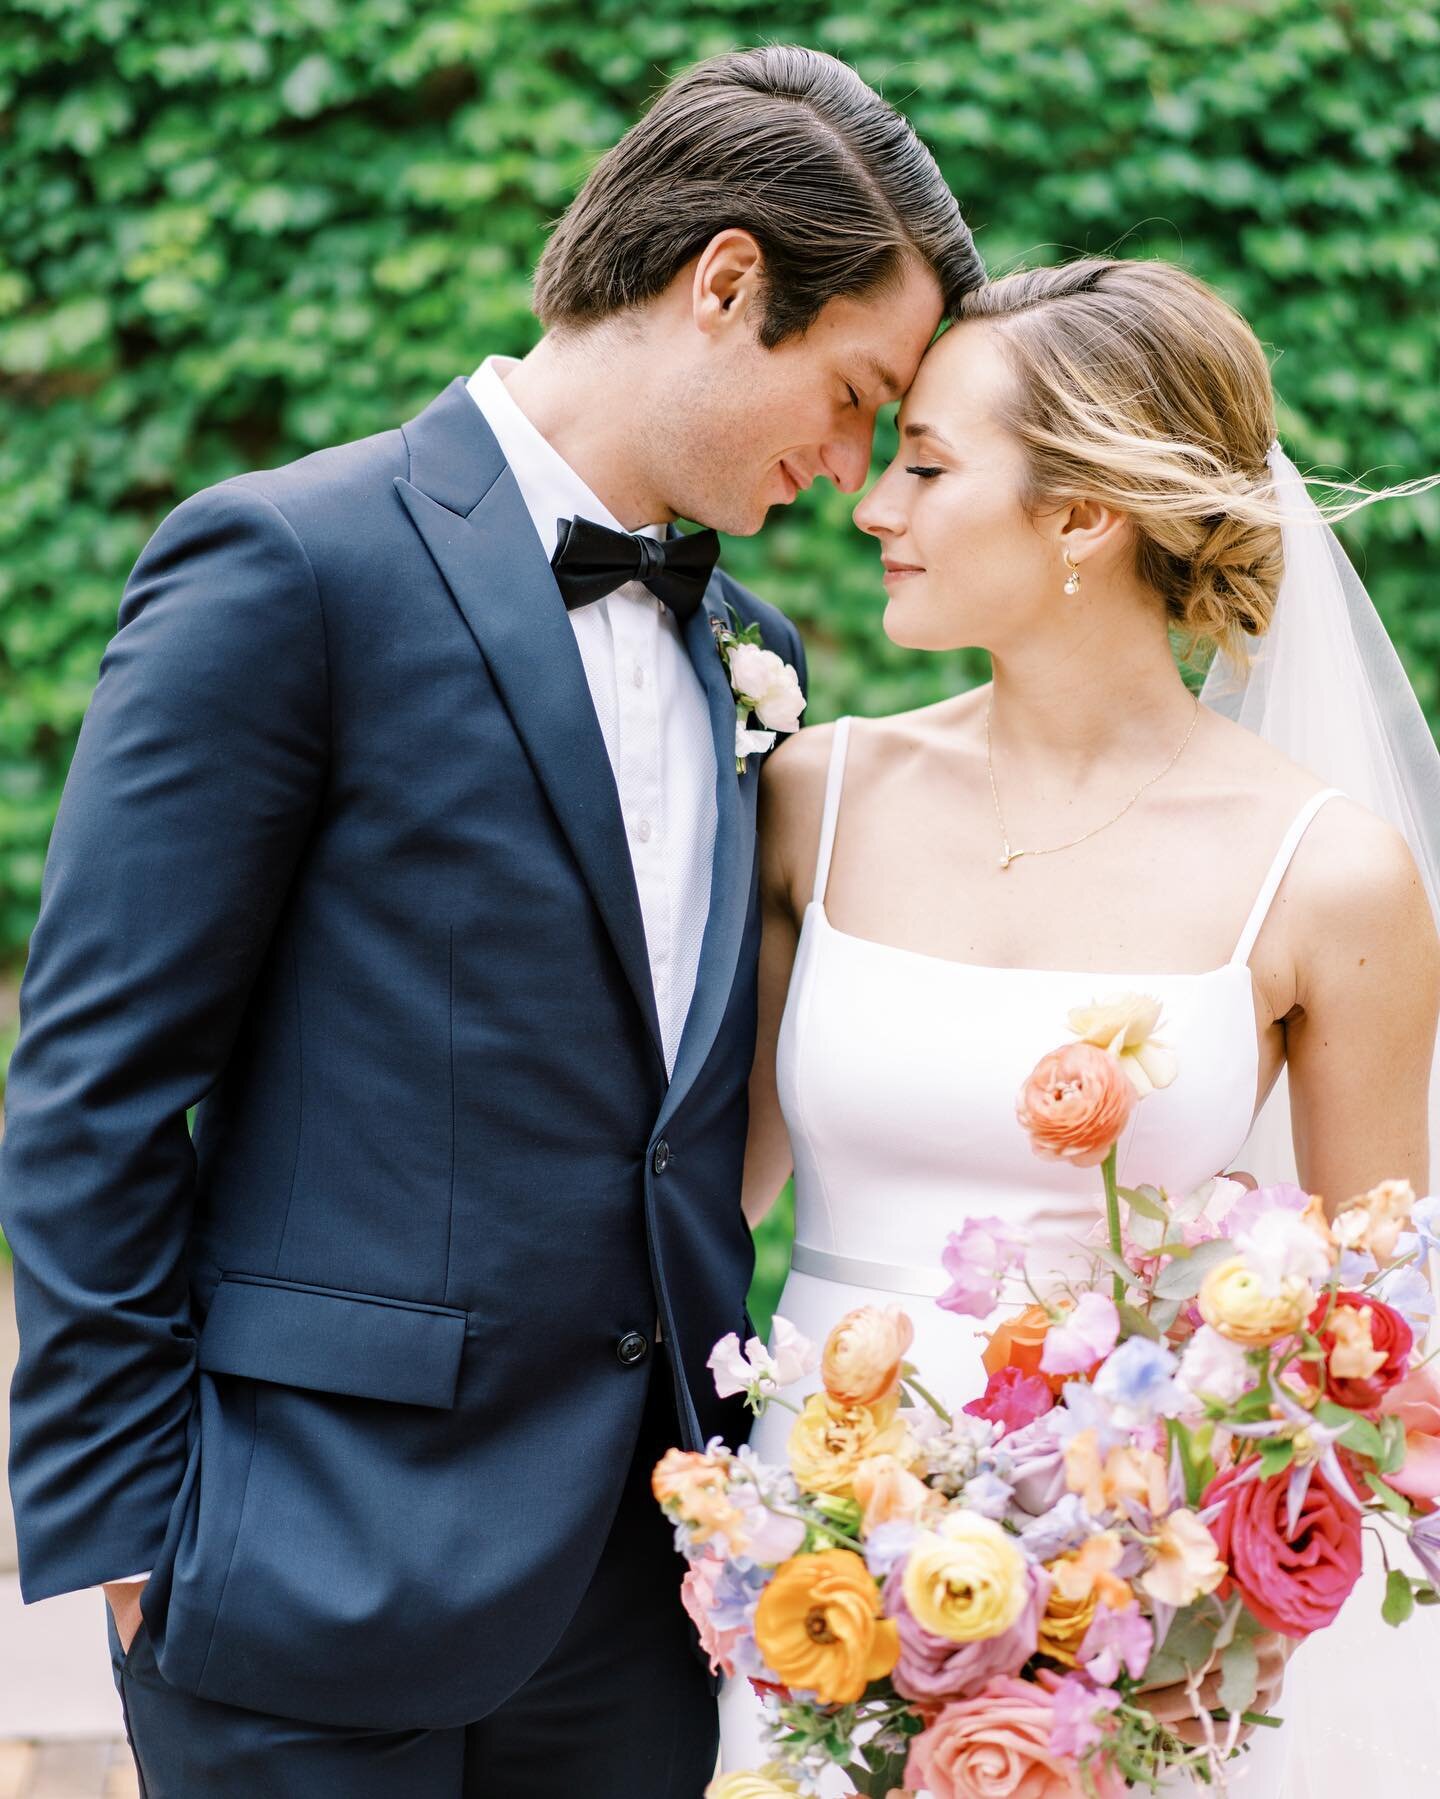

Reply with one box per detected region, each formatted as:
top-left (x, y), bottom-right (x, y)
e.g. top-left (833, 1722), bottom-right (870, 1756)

top-left (1063, 552), bottom-right (1082, 595)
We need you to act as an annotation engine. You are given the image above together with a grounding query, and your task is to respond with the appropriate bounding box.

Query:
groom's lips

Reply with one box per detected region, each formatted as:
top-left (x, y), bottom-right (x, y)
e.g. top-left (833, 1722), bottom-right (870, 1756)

top-left (777, 459), bottom-right (810, 501)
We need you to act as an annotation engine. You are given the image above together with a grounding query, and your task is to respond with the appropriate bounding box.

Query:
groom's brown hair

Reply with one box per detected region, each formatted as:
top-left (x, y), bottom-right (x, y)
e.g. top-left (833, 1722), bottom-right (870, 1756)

top-left (532, 45), bottom-right (983, 346)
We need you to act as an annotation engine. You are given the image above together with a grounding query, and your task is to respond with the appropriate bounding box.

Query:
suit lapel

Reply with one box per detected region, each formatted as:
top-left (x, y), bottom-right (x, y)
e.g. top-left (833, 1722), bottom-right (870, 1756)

top-left (656, 587), bottom-right (759, 1131)
top-left (393, 379), bottom-right (666, 1078)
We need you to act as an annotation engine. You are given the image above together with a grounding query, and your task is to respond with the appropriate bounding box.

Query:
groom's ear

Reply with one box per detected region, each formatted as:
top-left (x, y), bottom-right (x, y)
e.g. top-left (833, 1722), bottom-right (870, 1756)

top-left (689, 229), bottom-right (767, 335)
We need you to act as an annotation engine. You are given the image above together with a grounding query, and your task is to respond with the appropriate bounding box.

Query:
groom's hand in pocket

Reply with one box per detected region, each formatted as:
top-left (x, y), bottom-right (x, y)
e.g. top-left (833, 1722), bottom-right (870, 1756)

top-left (103, 1578), bottom-right (148, 1655)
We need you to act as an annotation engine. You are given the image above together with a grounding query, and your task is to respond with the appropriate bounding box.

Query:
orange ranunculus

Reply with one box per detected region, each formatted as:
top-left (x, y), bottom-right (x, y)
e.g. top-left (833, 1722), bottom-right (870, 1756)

top-left (753, 1549), bottom-right (899, 1704)
top-left (1016, 1042), bottom-right (1136, 1168)
top-left (982, 1303), bottom-right (1068, 1396)
top-left (822, 1304), bottom-right (916, 1408)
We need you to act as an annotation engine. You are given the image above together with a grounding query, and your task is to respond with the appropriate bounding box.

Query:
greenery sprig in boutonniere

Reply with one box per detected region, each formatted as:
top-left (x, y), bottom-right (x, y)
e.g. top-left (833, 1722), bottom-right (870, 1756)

top-left (710, 607), bottom-right (807, 773)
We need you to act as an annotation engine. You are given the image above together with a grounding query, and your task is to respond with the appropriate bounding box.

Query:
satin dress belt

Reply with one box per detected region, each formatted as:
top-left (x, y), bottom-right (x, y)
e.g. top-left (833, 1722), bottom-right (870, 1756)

top-left (789, 1241), bottom-right (951, 1298)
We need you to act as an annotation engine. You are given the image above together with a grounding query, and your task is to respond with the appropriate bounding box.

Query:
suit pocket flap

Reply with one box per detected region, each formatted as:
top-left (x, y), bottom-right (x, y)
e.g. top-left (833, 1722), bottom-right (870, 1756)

top-left (197, 1273), bottom-right (466, 1408)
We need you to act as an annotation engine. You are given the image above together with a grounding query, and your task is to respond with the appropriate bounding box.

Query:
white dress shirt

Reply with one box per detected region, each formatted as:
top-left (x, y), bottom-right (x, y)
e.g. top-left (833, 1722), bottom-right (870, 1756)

top-left (465, 356), bottom-right (718, 1080)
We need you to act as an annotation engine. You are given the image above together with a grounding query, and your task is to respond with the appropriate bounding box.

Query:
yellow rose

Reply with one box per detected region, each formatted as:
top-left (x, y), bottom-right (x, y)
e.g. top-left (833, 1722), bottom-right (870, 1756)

top-left (821, 1304), bottom-right (915, 1407)
top-left (788, 1392), bottom-right (910, 1497)
top-left (1067, 992), bottom-right (1178, 1096)
top-left (901, 1512), bottom-right (1029, 1643)
top-left (1198, 1256), bottom-right (1312, 1346)
top-left (753, 1549), bottom-right (899, 1704)
top-left (706, 1768), bottom-right (804, 1799)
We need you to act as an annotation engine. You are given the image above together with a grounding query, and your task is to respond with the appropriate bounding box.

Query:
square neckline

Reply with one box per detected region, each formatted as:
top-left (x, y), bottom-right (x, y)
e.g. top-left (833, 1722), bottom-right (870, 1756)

top-left (806, 713), bottom-right (1344, 983)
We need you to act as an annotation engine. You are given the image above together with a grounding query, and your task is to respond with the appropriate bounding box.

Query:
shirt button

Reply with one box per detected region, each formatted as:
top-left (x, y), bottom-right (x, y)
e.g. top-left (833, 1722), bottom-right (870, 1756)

top-left (616, 1331), bottom-right (649, 1367)
top-left (636, 818), bottom-right (652, 843)
top-left (632, 664), bottom-right (645, 689)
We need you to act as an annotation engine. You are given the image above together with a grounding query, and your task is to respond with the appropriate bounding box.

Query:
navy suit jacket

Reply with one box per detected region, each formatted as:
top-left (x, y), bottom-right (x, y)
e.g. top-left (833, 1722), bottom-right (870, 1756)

top-left (0, 376), bottom-right (806, 1727)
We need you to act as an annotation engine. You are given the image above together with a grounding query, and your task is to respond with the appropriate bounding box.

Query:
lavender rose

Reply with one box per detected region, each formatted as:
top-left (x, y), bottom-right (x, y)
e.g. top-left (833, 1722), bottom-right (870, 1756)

top-left (883, 1558), bottom-right (1049, 1703)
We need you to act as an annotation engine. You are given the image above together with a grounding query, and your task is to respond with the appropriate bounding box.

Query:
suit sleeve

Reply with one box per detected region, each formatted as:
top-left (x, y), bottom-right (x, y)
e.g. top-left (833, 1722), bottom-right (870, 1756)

top-left (787, 616), bottom-right (809, 728)
top-left (0, 481), bottom-right (330, 1600)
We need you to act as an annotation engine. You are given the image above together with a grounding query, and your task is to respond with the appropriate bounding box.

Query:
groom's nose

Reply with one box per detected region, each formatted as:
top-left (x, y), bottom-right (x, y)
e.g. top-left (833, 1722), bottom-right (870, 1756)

top-left (816, 425), bottom-right (875, 495)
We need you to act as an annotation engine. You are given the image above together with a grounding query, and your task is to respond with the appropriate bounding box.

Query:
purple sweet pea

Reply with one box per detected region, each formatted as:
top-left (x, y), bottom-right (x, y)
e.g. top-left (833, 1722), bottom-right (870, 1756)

top-left (1223, 1181), bottom-right (1310, 1239)
top-left (1409, 1512), bottom-right (1440, 1589)
top-left (938, 1215), bottom-right (1026, 1318)
top-left (1018, 1492), bottom-right (1095, 1562)
top-left (1048, 1671), bottom-right (1123, 1758)
top-left (1040, 1291), bottom-right (1120, 1377)
top-left (1091, 1336), bottom-right (1184, 1430)
top-left (883, 1560), bottom-right (1050, 1702)
top-left (1078, 1599), bottom-right (1154, 1684)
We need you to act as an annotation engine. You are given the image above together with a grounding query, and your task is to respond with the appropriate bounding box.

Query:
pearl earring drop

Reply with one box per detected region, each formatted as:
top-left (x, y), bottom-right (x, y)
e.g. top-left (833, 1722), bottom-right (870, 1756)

top-left (1063, 553), bottom-right (1082, 595)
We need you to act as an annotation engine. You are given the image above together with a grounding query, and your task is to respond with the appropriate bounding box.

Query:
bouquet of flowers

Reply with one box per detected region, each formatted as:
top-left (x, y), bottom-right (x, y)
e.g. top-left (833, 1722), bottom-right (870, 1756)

top-left (655, 994), bottom-right (1440, 1798)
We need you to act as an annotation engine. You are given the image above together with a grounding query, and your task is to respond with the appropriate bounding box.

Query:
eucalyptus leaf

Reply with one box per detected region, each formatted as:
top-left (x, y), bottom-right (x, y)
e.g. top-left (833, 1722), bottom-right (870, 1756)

top-left (1121, 1183), bottom-right (1172, 1222)
top-left (1218, 1635), bottom-right (1260, 1714)
top-left (1383, 1567), bottom-right (1416, 1626)
top-left (1152, 1237), bottom-right (1238, 1299)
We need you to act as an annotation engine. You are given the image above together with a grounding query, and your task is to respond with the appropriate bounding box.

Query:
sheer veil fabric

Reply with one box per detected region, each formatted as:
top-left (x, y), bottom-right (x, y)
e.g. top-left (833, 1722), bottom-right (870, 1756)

top-left (1199, 442), bottom-right (1440, 1797)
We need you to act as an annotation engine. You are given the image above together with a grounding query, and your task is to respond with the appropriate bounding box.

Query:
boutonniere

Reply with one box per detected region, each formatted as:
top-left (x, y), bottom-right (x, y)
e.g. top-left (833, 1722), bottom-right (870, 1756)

top-left (710, 607), bottom-right (807, 773)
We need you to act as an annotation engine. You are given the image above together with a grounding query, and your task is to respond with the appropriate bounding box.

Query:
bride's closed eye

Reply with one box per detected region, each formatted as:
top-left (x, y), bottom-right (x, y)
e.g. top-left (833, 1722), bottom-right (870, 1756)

top-left (906, 465), bottom-right (944, 480)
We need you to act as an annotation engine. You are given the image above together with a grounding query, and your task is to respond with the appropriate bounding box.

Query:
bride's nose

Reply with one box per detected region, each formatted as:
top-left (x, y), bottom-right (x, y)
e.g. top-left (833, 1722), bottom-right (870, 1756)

top-left (853, 473), bottom-right (905, 540)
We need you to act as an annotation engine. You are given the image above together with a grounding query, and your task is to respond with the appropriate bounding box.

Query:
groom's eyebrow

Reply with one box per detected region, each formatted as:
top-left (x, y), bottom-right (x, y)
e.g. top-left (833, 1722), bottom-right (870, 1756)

top-left (861, 354), bottom-right (904, 399)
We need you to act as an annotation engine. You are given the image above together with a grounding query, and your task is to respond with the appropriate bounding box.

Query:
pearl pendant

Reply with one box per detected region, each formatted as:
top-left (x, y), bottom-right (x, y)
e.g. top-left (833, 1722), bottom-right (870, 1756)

top-left (1063, 573), bottom-right (1080, 594)
top-left (998, 849), bottom-right (1012, 869)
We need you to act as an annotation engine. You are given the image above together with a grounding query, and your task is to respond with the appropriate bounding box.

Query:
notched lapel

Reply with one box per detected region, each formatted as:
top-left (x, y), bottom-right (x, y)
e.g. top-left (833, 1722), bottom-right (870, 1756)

top-left (393, 385), bottom-right (665, 1077)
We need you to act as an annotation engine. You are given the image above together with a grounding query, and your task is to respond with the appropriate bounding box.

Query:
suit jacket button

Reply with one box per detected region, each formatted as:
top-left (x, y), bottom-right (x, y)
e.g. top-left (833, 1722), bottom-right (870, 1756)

top-left (617, 1331), bottom-right (649, 1367)
top-left (652, 1140), bottom-right (671, 1175)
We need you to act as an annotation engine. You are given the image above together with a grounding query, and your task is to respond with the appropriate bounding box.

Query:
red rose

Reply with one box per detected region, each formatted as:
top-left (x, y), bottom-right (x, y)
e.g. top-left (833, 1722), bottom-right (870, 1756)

top-left (1202, 1462), bottom-right (1363, 1638)
top-left (1306, 1290), bottom-right (1412, 1412)
top-left (962, 1364), bottom-right (1055, 1435)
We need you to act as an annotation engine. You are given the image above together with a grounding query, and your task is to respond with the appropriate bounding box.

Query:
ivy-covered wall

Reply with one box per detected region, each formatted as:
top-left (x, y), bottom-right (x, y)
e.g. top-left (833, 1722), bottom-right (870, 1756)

top-left (4, 1), bottom-right (1438, 1304)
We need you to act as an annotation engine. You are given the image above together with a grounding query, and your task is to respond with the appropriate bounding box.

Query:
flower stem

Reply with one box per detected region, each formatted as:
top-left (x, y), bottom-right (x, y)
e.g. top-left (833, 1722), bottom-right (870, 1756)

top-left (1102, 1146), bottom-right (1125, 1304)
top-left (901, 1374), bottom-right (952, 1426)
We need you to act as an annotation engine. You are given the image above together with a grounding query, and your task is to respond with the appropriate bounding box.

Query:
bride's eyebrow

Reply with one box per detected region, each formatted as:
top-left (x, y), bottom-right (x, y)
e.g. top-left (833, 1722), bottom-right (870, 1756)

top-left (901, 421), bottom-right (955, 449)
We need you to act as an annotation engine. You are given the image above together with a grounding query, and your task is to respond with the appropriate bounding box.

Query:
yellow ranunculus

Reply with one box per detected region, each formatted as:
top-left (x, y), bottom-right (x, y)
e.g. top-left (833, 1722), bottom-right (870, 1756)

top-left (787, 1392), bottom-right (910, 1497)
top-left (1067, 992), bottom-right (1178, 1096)
top-left (1198, 1256), bottom-right (1312, 1346)
top-left (901, 1512), bottom-right (1028, 1643)
top-left (752, 1549), bottom-right (899, 1704)
top-left (706, 1768), bottom-right (804, 1799)
top-left (1036, 1581), bottom-right (1098, 1666)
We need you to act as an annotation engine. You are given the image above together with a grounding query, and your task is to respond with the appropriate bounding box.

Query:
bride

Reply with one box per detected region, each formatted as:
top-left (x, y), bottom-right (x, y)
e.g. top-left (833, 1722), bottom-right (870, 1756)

top-left (717, 257), bottom-right (1440, 1795)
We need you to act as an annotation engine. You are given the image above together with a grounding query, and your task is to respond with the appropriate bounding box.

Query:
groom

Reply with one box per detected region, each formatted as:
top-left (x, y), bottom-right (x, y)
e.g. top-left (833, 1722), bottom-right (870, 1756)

top-left (1, 43), bottom-right (980, 1798)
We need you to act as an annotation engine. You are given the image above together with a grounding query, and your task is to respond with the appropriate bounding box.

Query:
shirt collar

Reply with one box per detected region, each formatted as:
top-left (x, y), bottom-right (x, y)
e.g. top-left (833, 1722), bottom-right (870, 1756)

top-left (465, 355), bottom-right (664, 560)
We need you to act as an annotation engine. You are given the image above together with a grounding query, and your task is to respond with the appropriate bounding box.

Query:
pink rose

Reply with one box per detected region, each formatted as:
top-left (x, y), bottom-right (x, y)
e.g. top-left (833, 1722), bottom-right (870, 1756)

top-left (884, 1564), bottom-right (1049, 1705)
top-left (905, 1673), bottom-right (1125, 1798)
top-left (725, 641), bottom-right (806, 733)
top-left (1016, 1044), bottom-right (1136, 1169)
top-left (1202, 1462), bottom-right (1363, 1637)
top-left (1380, 1362), bottom-right (1440, 1503)
top-left (963, 1366), bottom-right (1055, 1437)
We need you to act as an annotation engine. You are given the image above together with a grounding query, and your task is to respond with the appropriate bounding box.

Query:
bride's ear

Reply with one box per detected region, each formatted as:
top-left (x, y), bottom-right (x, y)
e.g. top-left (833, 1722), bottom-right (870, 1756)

top-left (1054, 498), bottom-right (1132, 570)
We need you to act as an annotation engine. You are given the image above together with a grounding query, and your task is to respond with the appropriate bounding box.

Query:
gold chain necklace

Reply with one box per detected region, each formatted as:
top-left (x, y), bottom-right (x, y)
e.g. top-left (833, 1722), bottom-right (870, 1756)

top-left (985, 693), bottom-right (1202, 870)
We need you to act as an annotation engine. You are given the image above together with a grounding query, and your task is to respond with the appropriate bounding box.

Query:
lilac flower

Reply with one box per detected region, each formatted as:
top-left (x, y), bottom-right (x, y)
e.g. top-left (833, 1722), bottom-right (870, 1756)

top-left (1091, 1337), bottom-right (1184, 1430)
top-left (963, 1470), bottom-right (1015, 1520)
top-left (1018, 1492), bottom-right (1095, 1561)
top-left (1050, 1379), bottom-right (1130, 1453)
top-left (939, 1215), bottom-right (1026, 1318)
top-left (1411, 1195), bottom-right (1440, 1258)
top-left (1372, 1257), bottom-right (1437, 1333)
top-left (1000, 1414), bottom-right (1070, 1517)
top-left (707, 1315), bottom-right (818, 1402)
top-left (1048, 1671), bottom-right (1123, 1758)
top-left (1223, 1182), bottom-right (1310, 1239)
top-left (1040, 1292), bottom-right (1120, 1377)
top-left (1233, 1206), bottom-right (1331, 1293)
top-left (1078, 1600), bottom-right (1154, 1684)
top-left (863, 1518), bottom-right (920, 1580)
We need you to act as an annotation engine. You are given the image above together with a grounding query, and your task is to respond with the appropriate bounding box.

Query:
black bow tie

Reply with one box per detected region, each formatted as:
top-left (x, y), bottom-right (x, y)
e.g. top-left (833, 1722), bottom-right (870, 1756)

top-left (550, 516), bottom-right (720, 621)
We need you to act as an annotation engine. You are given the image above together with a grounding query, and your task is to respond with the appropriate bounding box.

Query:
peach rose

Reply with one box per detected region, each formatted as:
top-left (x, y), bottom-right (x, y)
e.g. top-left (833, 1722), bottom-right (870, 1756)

top-left (822, 1304), bottom-right (916, 1407)
top-left (853, 1453), bottom-right (936, 1534)
top-left (1016, 1043), bottom-right (1136, 1168)
top-left (1380, 1362), bottom-right (1440, 1502)
top-left (906, 1675), bottom-right (1124, 1799)
top-left (1331, 1179), bottom-right (1416, 1265)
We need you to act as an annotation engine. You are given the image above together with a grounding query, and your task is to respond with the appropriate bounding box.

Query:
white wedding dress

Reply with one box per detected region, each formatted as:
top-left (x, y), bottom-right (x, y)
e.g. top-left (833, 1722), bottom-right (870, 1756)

top-left (718, 714), bottom-right (1440, 1797)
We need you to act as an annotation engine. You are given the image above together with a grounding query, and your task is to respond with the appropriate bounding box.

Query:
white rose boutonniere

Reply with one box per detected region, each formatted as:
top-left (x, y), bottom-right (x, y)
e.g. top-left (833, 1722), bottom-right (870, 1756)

top-left (711, 610), bottom-right (807, 772)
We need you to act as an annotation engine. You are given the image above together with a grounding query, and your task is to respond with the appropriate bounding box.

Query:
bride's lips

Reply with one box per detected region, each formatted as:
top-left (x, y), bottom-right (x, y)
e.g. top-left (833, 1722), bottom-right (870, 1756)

top-left (882, 558), bottom-right (926, 583)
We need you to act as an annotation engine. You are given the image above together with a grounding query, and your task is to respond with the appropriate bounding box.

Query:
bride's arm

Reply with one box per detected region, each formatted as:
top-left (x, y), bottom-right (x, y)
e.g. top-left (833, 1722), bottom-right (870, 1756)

top-left (1285, 805), bottom-right (1440, 1202)
top-left (740, 725), bottom-right (832, 1229)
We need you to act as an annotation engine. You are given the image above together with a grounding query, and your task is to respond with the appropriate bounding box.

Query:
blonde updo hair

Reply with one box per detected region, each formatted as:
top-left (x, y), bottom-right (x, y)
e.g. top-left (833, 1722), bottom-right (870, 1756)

top-left (957, 257), bottom-right (1426, 663)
